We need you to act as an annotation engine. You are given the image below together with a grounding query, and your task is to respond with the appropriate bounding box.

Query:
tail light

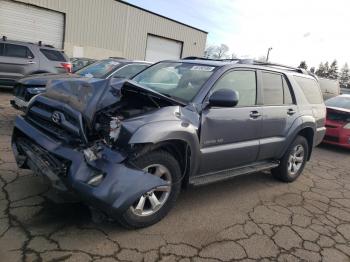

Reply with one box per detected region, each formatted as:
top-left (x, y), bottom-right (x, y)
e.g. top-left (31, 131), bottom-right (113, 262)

top-left (61, 62), bottom-right (72, 73)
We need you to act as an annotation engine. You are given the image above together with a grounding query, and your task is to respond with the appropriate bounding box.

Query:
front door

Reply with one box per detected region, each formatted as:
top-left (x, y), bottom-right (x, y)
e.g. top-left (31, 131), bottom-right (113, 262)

top-left (258, 71), bottom-right (299, 160)
top-left (199, 69), bottom-right (262, 174)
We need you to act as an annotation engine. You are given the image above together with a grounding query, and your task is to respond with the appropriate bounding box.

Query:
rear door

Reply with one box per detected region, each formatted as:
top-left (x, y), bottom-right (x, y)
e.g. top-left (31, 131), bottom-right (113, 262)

top-left (0, 43), bottom-right (38, 81)
top-left (199, 69), bottom-right (262, 174)
top-left (258, 71), bottom-right (298, 160)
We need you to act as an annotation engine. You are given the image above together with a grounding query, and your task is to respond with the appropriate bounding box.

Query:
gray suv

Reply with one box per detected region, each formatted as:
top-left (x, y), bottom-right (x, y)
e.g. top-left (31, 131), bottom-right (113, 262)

top-left (0, 37), bottom-right (70, 88)
top-left (12, 58), bottom-right (326, 228)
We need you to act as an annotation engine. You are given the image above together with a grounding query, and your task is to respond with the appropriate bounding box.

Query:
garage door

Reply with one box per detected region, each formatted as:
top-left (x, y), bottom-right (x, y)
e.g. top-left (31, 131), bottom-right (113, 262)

top-left (145, 35), bottom-right (183, 62)
top-left (0, 1), bottom-right (64, 49)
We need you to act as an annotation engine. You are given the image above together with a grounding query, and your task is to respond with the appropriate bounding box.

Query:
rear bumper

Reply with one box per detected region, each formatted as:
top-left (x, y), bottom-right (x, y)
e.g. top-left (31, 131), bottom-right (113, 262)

top-left (315, 127), bottom-right (327, 146)
top-left (12, 116), bottom-right (167, 217)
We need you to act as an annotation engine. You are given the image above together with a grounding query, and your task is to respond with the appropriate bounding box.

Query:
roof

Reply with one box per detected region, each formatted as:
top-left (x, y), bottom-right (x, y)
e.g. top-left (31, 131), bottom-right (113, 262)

top-left (0, 38), bottom-right (61, 50)
top-left (116, 1), bottom-right (208, 34)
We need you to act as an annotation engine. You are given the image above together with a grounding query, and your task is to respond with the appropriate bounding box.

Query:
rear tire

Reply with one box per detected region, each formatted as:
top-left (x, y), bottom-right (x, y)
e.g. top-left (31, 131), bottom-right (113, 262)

top-left (272, 136), bottom-right (309, 182)
top-left (118, 150), bottom-right (182, 229)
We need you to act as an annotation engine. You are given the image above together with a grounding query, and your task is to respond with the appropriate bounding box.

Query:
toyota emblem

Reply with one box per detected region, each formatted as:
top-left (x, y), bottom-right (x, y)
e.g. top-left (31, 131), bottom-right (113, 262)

top-left (51, 111), bottom-right (61, 124)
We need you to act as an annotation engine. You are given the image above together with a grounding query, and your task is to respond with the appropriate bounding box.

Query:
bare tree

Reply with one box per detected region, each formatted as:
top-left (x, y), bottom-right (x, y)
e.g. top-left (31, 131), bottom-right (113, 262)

top-left (204, 44), bottom-right (230, 59)
top-left (216, 44), bottom-right (229, 59)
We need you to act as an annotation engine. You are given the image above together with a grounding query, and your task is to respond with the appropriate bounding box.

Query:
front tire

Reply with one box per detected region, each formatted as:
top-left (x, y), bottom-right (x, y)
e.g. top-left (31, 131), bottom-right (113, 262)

top-left (118, 150), bottom-right (182, 229)
top-left (272, 136), bottom-right (309, 182)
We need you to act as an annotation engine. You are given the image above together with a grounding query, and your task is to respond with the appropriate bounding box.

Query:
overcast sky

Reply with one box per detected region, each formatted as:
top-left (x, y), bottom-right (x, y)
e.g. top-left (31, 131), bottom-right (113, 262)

top-left (126, 0), bottom-right (350, 69)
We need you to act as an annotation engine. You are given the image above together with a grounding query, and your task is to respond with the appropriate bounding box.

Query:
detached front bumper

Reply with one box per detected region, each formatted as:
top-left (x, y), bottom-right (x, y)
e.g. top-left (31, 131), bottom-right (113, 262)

top-left (12, 116), bottom-right (167, 218)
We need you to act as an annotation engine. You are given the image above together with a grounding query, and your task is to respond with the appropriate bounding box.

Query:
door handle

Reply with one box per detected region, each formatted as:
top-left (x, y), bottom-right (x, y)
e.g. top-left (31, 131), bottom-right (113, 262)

top-left (287, 108), bottom-right (296, 115)
top-left (250, 111), bottom-right (261, 119)
top-left (26, 61), bottom-right (36, 64)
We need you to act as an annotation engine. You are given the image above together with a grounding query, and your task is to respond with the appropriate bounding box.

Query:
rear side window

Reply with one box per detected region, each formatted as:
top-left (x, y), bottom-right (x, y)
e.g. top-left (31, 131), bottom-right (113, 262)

top-left (294, 76), bottom-right (323, 104)
top-left (112, 64), bottom-right (149, 79)
top-left (262, 72), bottom-right (284, 105)
top-left (3, 44), bottom-right (34, 58)
top-left (40, 49), bottom-right (66, 62)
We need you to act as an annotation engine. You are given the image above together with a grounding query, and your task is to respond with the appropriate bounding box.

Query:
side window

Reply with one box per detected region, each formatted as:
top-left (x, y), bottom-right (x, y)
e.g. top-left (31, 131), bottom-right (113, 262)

top-left (262, 72), bottom-right (284, 105)
top-left (294, 76), bottom-right (323, 104)
top-left (4, 44), bottom-right (34, 58)
top-left (212, 70), bottom-right (257, 107)
top-left (283, 77), bottom-right (294, 104)
top-left (113, 64), bottom-right (149, 79)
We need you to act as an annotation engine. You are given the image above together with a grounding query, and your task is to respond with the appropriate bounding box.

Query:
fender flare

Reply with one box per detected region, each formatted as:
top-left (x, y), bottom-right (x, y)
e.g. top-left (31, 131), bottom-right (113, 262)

top-left (129, 120), bottom-right (201, 178)
top-left (279, 116), bottom-right (316, 159)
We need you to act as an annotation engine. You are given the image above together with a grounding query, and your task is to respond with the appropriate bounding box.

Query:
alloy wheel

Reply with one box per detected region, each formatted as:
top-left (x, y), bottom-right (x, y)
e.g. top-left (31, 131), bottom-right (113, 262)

top-left (130, 164), bottom-right (172, 217)
top-left (287, 144), bottom-right (305, 176)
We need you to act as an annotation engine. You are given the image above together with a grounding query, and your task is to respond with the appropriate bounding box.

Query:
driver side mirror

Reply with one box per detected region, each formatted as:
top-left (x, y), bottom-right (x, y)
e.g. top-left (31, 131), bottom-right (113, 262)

top-left (209, 89), bottom-right (239, 107)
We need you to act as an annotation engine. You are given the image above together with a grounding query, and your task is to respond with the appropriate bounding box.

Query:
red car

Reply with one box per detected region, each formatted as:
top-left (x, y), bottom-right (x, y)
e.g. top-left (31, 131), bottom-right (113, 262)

top-left (323, 94), bottom-right (350, 149)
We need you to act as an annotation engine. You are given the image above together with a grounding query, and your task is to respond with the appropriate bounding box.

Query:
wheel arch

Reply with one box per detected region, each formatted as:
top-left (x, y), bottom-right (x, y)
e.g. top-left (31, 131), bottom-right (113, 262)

top-left (128, 121), bottom-right (201, 187)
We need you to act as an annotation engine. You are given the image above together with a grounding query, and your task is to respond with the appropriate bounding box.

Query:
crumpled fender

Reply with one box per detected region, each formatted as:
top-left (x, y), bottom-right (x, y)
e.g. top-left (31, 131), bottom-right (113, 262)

top-left (75, 154), bottom-right (168, 217)
top-left (12, 116), bottom-right (168, 217)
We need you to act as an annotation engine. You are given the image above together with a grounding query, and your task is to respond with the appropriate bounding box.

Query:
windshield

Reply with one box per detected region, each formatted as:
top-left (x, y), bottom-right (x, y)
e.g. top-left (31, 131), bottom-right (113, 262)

top-left (132, 62), bottom-right (216, 102)
top-left (325, 96), bottom-right (350, 110)
top-left (76, 59), bottom-right (120, 78)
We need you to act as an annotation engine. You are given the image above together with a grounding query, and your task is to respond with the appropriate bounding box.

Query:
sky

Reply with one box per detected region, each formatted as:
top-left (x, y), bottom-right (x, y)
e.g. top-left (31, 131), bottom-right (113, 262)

top-left (126, 0), bottom-right (350, 69)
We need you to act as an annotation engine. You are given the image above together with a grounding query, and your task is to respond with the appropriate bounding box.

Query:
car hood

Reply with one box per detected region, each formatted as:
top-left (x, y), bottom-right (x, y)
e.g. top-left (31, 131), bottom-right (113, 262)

top-left (18, 73), bottom-right (81, 86)
top-left (327, 106), bottom-right (350, 114)
top-left (41, 77), bottom-right (184, 125)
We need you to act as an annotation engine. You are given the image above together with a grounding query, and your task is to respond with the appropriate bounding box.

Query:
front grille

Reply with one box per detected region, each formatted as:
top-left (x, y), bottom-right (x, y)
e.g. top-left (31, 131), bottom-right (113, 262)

top-left (325, 124), bottom-right (338, 129)
top-left (16, 137), bottom-right (70, 177)
top-left (26, 100), bottom-right (85, 144)
top-left (324, 135), bottom-right (339, 143)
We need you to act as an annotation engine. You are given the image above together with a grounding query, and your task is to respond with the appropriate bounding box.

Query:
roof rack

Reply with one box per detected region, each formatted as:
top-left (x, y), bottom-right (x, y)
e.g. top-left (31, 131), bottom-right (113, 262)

top-left (109, 56), bottom-right (126, 59)
top-left (182, 56), bottom-right (313, 76)
top-left (183, 56), bottom-right (240, 62)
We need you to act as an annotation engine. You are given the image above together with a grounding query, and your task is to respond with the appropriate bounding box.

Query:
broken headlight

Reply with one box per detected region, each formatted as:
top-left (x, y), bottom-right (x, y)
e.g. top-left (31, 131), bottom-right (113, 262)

top-left (109, 116), bottom-right (122, 142)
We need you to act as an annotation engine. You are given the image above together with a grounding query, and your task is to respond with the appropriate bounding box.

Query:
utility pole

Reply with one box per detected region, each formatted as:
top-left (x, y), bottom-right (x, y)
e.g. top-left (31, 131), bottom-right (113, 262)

top-left (266, 47), bottom-right (273, 62)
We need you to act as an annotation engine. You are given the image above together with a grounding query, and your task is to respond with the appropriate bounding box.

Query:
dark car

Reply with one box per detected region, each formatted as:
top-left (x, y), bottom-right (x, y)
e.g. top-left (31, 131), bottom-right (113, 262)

top-left (0, 37), bottom-right (71, 88)
top-left (11, 58), bottom-right (152, 111)
top-left (70, 57), bottom-right (96, 72)
top-left (12, 58), bottom-right (326, 228)
top-left (323, 94), bottom-right (350, 148)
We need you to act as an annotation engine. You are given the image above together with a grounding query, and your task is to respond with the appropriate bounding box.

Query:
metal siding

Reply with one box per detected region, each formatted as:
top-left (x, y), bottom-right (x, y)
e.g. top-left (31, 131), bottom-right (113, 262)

top-left (0, 0), bottom-right (64, 48)
top-left (9, 0), bottom-right (207, 59)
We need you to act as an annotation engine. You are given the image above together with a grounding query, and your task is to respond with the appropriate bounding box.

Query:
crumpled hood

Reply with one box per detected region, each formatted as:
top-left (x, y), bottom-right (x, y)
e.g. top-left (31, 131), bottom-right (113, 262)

top-left (18, 73), bottom-right (81, 86)
top-left (40, 77), bottom-right (183, 126)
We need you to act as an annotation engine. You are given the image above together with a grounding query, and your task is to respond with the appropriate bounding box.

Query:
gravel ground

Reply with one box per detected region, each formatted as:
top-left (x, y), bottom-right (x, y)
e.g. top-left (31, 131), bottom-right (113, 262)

top-left (0, 90), bottom-right (350, 262)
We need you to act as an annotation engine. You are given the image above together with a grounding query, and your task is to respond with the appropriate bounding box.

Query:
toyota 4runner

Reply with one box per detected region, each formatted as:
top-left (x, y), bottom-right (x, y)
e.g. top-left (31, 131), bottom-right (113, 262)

top-left (12, 58), bottom-right (326, 228)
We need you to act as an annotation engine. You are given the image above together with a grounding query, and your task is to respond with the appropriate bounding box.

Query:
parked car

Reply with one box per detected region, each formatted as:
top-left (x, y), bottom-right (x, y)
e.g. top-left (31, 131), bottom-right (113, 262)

top-left (340, 87), bottom-right (350, 95)
top-left (323, 94), bottom-right (350, 148)
top-left (0, 37), bottom-right (71, 88)
top-left (12, 58), bottom-right (326, 228)
top-left (318, 77), bottom-right (340, 100)
top-left (70, 57), bottom-right (96, 72)
top-left (11, 58), bottom-right (152, 111)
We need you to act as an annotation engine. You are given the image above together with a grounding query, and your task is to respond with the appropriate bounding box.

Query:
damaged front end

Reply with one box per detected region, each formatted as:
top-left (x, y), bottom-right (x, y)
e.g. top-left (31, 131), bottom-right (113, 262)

top-left (11, 77), bottom-right (185, 218)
